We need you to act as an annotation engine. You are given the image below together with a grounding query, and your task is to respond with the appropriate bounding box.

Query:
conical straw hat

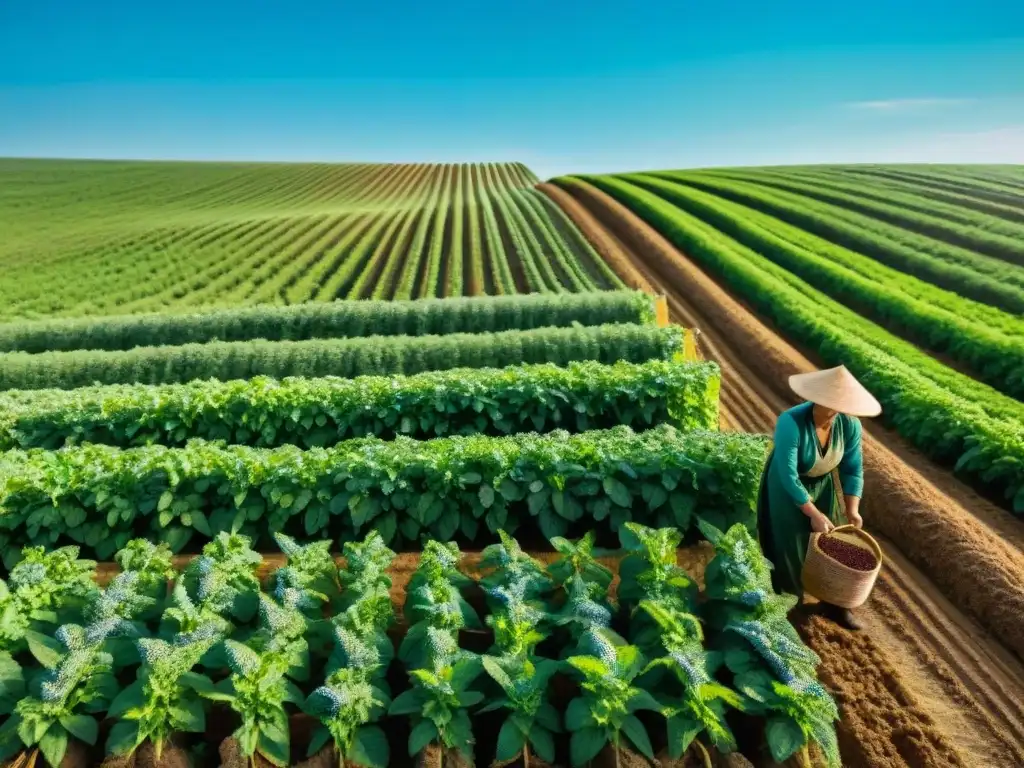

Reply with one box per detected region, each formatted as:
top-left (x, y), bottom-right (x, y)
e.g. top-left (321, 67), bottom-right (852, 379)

top-left (788, 365), bottom-right (881, 417)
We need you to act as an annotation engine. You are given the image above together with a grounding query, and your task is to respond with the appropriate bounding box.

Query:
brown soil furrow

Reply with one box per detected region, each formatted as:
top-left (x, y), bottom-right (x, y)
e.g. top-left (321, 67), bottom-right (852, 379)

top-left (552, 177), bottom-right (1024, 659)
top-left (866, 546), bottom-right (1024, 765)
top-left (551, 177), bottom-right (1024, 768)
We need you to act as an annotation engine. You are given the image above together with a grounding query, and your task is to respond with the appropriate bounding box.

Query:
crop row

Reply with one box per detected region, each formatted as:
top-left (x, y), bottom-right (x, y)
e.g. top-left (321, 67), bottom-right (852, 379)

top-left (0, 423), bottom-right (768, 561)
top-left (654, 171), bottom-right (1024, 313)
top-left (0, 322), bottom-right (683, 390)
top-left (621, 173), bottom-right (1024, 400)
top-left (571, 174), bottom-right (1024, 512)
top-left (0, 358), bottom-right (720, 450)
top-left (704, 167), bottom-right (1024, 266)
top-left (0, 290), bottom-right (655, 355)
top-left (0, 161), bottom-right (623, 322)
top-left (0, 523), bottom-right (838, 767)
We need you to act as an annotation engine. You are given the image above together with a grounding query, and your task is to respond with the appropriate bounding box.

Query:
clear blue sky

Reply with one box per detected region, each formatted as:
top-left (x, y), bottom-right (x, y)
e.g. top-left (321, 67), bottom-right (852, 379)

top-left (1, 0), bottom-right (1023, 178)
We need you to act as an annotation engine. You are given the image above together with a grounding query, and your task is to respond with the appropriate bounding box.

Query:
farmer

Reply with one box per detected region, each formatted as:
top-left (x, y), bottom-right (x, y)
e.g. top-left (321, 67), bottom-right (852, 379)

top-left (757, 365), bottom-right (881, 631)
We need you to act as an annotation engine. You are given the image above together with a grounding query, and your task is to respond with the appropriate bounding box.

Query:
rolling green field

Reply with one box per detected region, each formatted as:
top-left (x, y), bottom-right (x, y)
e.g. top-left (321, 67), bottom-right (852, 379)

top-left (0, 159), bottom-right (621, 321)
top-left (1, 158), bottom-right (1023, 768)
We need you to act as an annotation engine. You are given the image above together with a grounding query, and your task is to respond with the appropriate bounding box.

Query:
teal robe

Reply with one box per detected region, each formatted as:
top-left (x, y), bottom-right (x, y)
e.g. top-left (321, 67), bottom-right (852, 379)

top-left (756, 402), bottom-right (864, 597)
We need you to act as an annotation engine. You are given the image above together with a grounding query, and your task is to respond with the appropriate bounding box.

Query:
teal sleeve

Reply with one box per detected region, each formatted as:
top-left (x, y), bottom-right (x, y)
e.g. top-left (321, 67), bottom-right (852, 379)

top-left (771, 413), bottom-right (811, 506)
top-left (839, 416), bottom-right (864, 497)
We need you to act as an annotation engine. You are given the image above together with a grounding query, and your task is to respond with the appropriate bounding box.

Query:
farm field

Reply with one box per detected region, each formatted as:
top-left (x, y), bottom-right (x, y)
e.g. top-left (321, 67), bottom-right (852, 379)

top-left (546, 165), bottom-right (1024, 768)
top-left (2, 158), bottom-right (1024, 768)
top-left (0, 160), bottom-right (622, 321)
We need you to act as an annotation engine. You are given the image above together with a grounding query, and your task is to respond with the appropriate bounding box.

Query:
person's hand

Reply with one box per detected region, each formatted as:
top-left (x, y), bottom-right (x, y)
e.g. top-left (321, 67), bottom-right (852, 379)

top-left (848, 509), bottom-right (864, 529)
top-left (810, 511), bottom-right (835, 534)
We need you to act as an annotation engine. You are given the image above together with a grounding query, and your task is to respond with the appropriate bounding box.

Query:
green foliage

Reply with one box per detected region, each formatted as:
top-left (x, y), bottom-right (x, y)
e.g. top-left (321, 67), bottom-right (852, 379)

top-left (0, 359), bottom-right (719, 450)
top-left (480, 654), bottom-right (562, 764)
top-left (304, 532), bottom-right (395, 767)
top-left (202, 639), bottom-right (301, 767)
top-left (639, 601), bottom-right (740, 757)
top-left (1, 541), bottom-right (168, 766)
top-left (575, 172), bottom-right (1024, 512)
top-left (566, 629), bottom-right (657, 765)
top-left (478, 529), bottom-right (552, 598)
top-left (0, 322), bottom-right (683, 390)
top-left (700, 523), bottom-right (841, 767)
top-left (632, 171), bottom-right (1024, 400)
top-left (0, 425), bottom-right (768, 557)
top-left (105, 627), bottom-right (220, 758)
top-left (618, 522), bottom-right (696, 612)
top-left (0, 546), bottom-right (97, 652)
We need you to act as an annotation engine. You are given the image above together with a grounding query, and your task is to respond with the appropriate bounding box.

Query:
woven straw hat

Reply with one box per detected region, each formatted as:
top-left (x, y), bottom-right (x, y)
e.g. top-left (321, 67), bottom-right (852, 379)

top-left (789, 366), bottom-right (881, 417)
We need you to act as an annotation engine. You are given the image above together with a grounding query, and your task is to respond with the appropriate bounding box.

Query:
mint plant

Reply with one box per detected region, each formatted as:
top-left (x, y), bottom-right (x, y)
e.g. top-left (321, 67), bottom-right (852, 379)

top-left (104, 626), bottom-right (221, 759)
top-left (565, 629), bottom-right (659, 766)
top-left (0, 541), bottom-right (166, 767)
top-left (638, 601), bottom-right (741, 762)
top-left (701, 522), bottom-right (841, 767)
top-left (480, 654), bottom-right (561, 765)
top-left (202, 639), bottom-right (304, 767)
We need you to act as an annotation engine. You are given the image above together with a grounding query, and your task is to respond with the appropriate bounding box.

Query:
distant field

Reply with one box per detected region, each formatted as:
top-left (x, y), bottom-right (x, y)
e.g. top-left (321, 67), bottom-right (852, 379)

top-left (0, 159), bottom-right (622, 320)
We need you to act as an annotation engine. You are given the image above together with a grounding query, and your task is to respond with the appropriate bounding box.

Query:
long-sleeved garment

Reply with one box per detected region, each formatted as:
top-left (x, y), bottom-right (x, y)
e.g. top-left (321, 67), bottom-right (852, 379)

top-left (756, 401), bottom-right (864, 597)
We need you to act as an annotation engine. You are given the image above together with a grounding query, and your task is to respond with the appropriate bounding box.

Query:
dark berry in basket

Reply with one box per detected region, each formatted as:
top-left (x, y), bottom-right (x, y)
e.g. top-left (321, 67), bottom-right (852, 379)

top-left (818, 534), bottom-right (878, 571)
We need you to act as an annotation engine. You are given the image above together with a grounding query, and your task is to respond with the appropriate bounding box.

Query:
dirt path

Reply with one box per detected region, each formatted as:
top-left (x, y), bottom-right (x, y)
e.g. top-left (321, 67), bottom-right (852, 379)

top-left (545, 179), bottom-right (1024, 768)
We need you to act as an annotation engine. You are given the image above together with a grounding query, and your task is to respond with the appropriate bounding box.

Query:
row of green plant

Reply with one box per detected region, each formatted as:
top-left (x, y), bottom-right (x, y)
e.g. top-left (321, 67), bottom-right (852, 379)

top-left (0, 162), bottom-right (623, 321)
top-left (0, 523), bottom-right (839, 767)
top-left (0, 424), bottom-right (768, 562)
top-left (651, 171), bottom-right (1024, 313)
top-left (706, 168), bottom-right (1024, 266)
top-left (575, 173), bottom-right (1024, 513)
top-left (621, 173), bottom-right (1024, 400)
top-left (0, 359), bottom-right (720, 451)
top-left (0, 322), bottom-right (683, 391)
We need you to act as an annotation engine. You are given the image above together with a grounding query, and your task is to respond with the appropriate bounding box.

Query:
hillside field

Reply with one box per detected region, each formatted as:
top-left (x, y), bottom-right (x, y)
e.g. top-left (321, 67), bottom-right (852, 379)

top-left (1, 158), bottom-right (1024, 768)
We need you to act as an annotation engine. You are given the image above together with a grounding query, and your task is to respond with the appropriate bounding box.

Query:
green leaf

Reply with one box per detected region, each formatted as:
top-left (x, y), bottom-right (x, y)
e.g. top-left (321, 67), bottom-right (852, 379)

top-left (670, 492), bottom-right (696, 528)
top-left (565, 697), bottom-right (595, 730)
top-left (106, 680), bottom-right (146, 718)
top-left (258, 726), bottom-right (290, 767)
top-left (179, 671), bottom-right (216, 695)
top-left (26, 631), bottom-right (64, 669)
top-left (388, 689), bottom-right (423, 716)
top-left (666, 714), bottom-right (702, 760)
top-left (628, 689), bottom-right (662, 714)
top-left (529, 726), bottom-right (556, 764)
top-left (621, 714), bottom-right (655, 759)
top-left (307, 724), bottom-right (332, 758)
top-left (536, 702), bottom-right (562, 733)
top-left (351, 725), bottom-right (389, 768)
top-left (766, 716), bottom-right (806, 763)
top-left (603, 477), bottom-right (632, 507)
top-left (478, 485), bottom-right (495, 509)
top-left (570, 727), bottom-right (606, 767)
top-left (172, 703), bottom-right (205, 732)
top-left (409, 719), bottom-right (438, 756)
top-left (496, 717), bottom-right (527, 761)
top-left (58, 715), bottom-right (97, 746)
top-left (157, 490), bottom-right (174, 512)
top-left (39, 724), bottom-right (69, 768)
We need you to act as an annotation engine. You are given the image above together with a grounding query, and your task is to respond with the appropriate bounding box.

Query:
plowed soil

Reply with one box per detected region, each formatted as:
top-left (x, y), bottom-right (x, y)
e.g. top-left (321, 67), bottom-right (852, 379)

top-left (545, 178), bottom-right (1024, 768)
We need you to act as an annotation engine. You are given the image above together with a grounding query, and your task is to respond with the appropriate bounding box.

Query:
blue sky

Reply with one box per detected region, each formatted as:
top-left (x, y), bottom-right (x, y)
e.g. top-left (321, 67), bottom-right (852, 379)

top-left (1, 0), bottom-right (1023, 178)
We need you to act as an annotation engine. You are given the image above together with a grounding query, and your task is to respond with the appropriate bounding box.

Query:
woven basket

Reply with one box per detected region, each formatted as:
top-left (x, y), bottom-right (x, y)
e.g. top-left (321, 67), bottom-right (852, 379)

top-left (803, 524), bottom-right (882, 608)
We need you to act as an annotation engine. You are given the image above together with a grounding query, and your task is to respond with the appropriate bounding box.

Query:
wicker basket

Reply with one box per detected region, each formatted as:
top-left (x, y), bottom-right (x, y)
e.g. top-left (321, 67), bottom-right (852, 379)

top-left (802, 524), bottom-right (883, 608)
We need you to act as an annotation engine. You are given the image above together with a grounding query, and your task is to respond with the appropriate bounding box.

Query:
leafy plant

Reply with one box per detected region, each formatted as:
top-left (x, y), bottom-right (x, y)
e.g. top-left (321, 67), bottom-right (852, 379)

top-left (390, 627), bottom-right (483, 762)
top-left (0, 425), bottom-right (768, 555)
top-left (548, 533), bottom-right (613, 591)
top-left (0, 358), bottom-right (719, 451)
top-left (104, 626), bottom-right (221, 759)
top-left (0, 543), bottom-right (165, 767)
top-left (480, 654), bottom-right (562, 765)
top-left (478, 529), bottom-right (551, 597)
top-left (565, 629), bottom-right (660, 766)
top-left (638, 601), bottom-right (740, 762)
top-left (202, 640), bottom-right (303, 767)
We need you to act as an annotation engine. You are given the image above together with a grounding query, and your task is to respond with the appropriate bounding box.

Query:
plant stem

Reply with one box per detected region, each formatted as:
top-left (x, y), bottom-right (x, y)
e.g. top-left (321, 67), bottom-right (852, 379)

top-left (694, 739), bottom-right (713, 768)
top-left (523, 745), bottom-right (530, 768)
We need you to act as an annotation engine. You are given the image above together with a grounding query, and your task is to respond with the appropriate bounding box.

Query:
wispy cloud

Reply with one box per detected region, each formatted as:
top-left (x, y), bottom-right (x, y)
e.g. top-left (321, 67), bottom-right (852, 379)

top-left (845, 97), bottom-right (975, 112)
